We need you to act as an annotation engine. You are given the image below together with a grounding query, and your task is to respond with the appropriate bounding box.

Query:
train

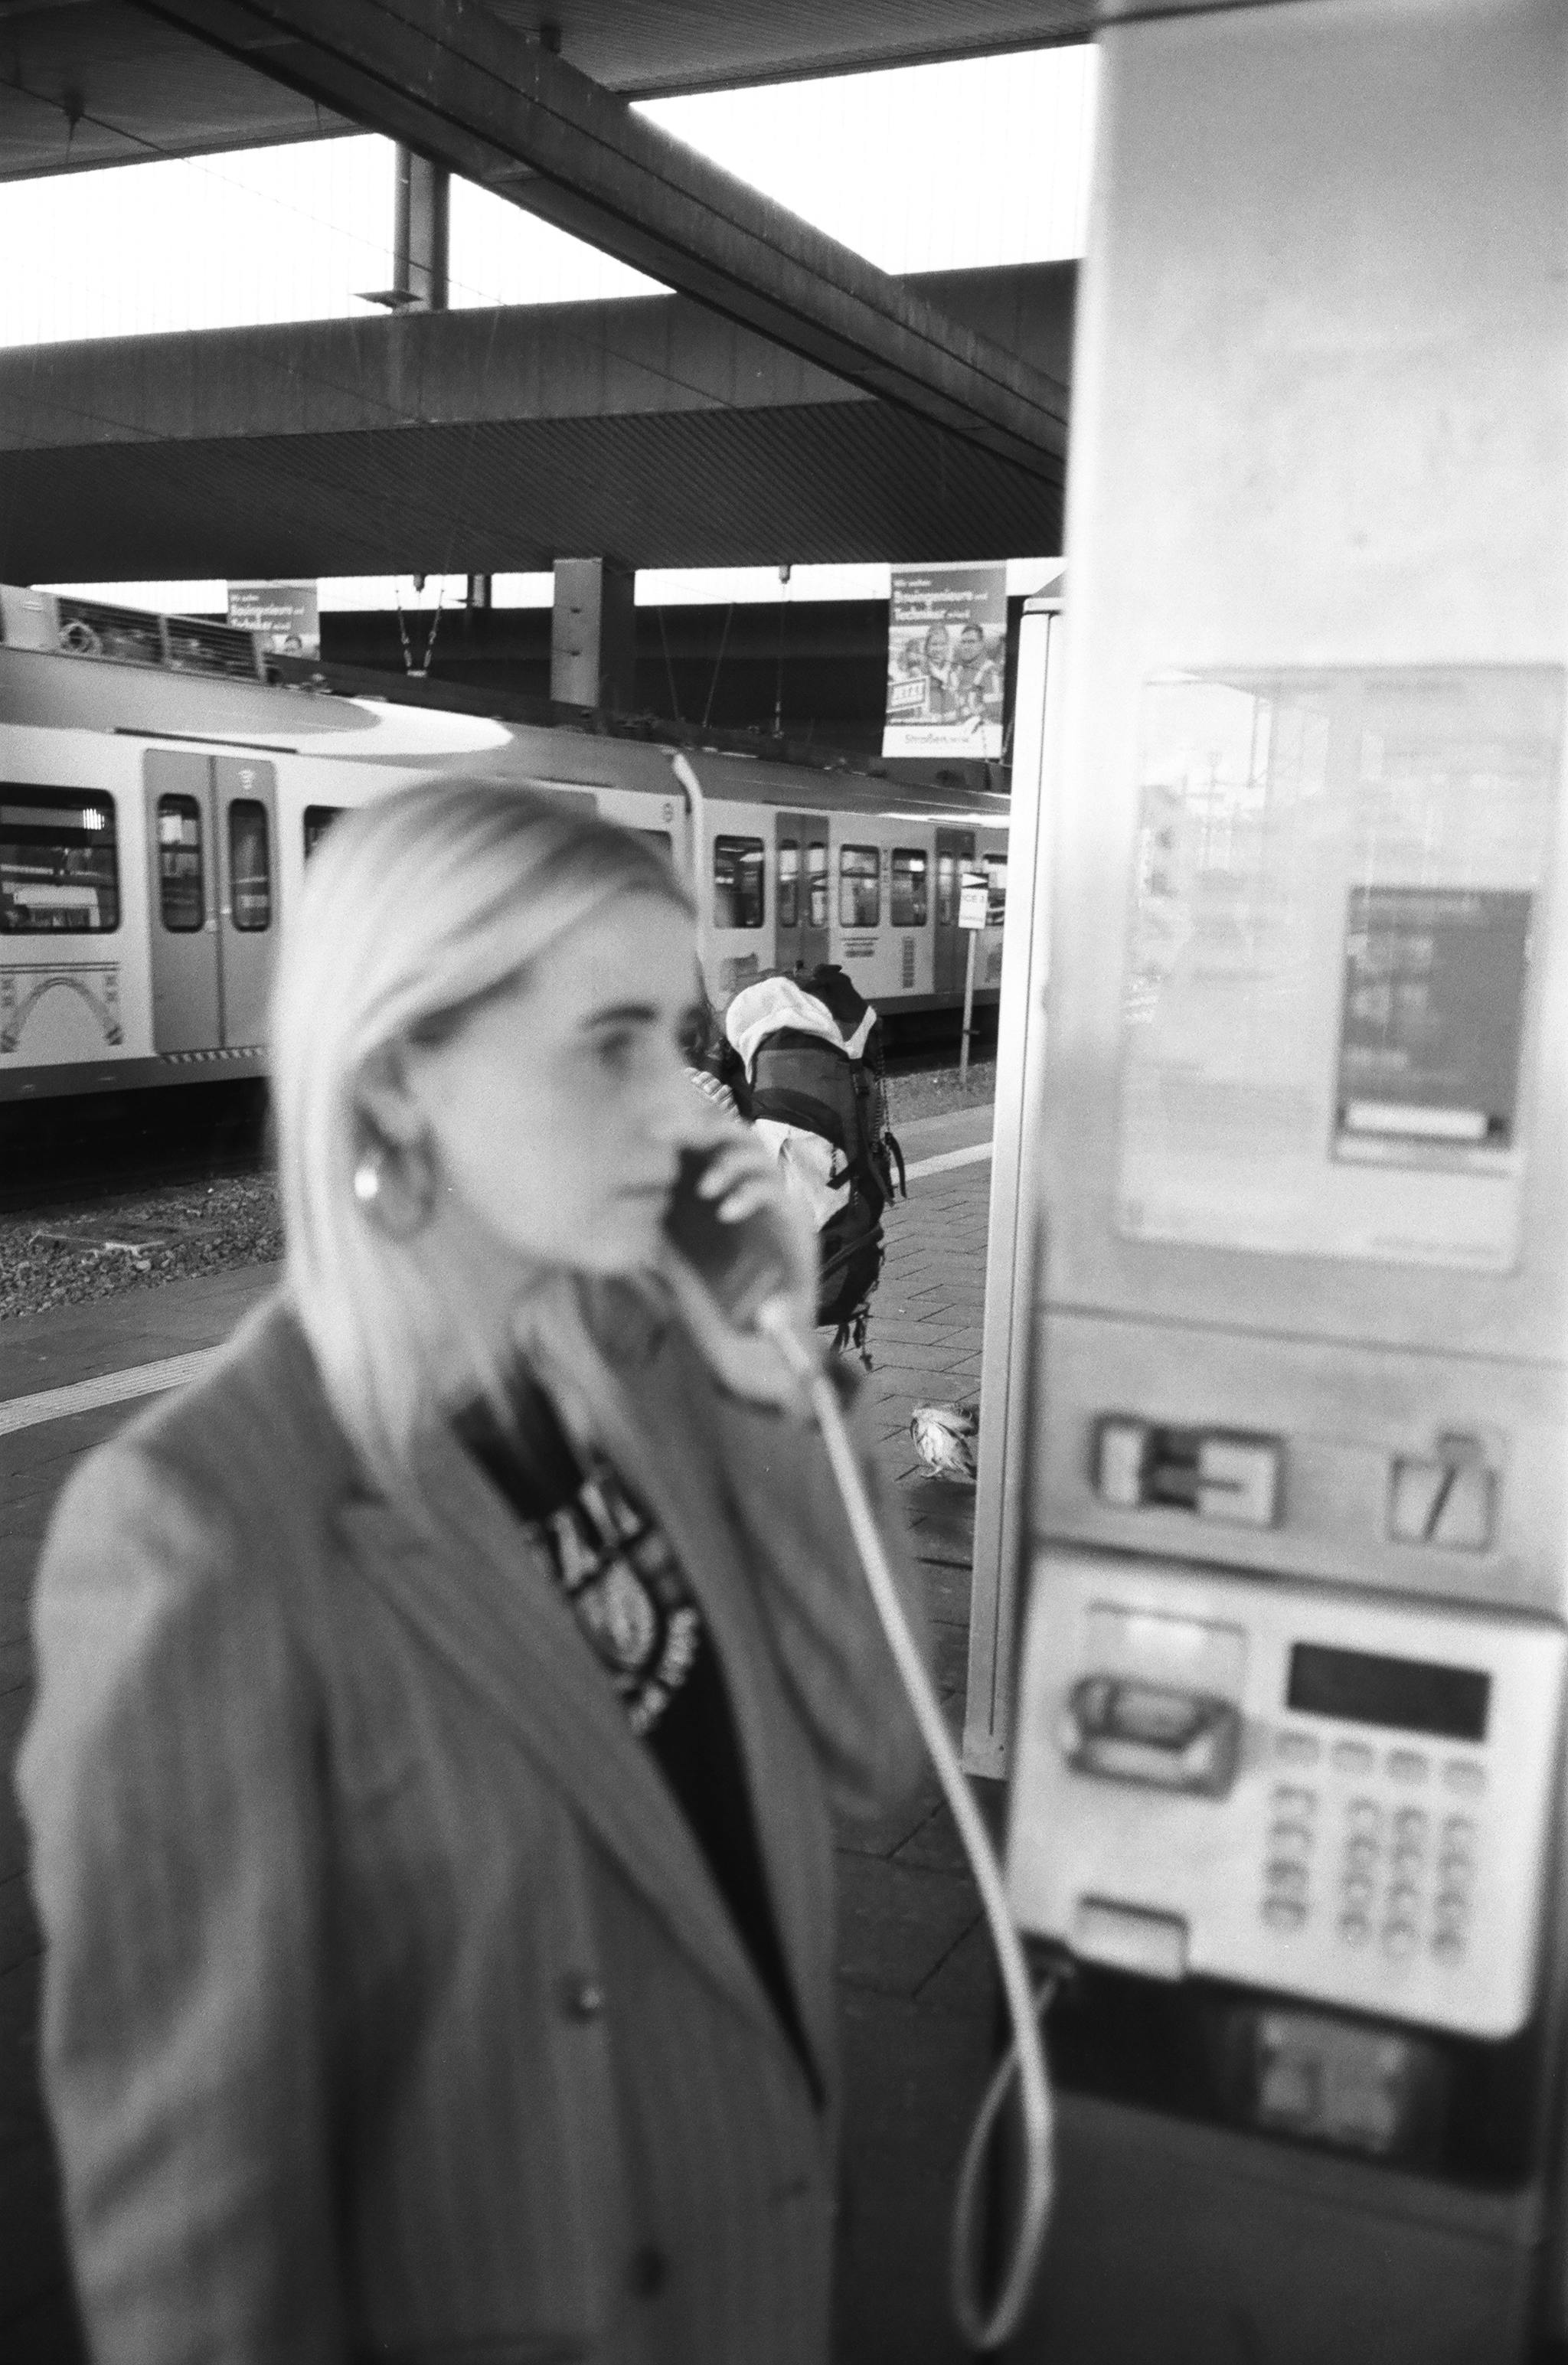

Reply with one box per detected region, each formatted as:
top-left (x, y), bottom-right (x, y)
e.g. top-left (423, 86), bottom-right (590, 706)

top-left (0, 583), bottom-right (1010, 1105)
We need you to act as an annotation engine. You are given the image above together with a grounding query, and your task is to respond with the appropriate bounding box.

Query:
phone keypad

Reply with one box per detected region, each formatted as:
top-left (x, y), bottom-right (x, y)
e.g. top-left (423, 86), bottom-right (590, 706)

top-left (1260, 1783), bottom-right (1316, 1929)
top-left (1257, 1730), bottom-right (1488, 1965)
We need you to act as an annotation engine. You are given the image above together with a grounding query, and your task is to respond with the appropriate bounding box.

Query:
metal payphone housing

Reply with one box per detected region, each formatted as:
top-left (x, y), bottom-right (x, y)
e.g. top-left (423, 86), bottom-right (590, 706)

top-left (969, 2), bottom-right (1568, 2357)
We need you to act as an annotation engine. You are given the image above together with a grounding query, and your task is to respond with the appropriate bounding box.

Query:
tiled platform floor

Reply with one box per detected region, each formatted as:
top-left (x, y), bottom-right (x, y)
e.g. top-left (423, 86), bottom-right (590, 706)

top-left (831, 1137), bottom-right (998, 2365)
top-left (1, 1108), bottom-right (998, 2364)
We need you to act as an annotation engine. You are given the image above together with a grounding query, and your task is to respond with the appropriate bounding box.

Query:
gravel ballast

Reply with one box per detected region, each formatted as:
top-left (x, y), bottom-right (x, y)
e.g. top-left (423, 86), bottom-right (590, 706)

top-left (0, 1176), bottom-right (283, 1324)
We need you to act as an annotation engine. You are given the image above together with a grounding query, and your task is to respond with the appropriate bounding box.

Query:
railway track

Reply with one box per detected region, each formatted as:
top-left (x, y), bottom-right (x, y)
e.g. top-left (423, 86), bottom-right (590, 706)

top-left (0, 1012), bottom-right (995, 1227)
top-left (0, 1080), bottom-right (270, 1220)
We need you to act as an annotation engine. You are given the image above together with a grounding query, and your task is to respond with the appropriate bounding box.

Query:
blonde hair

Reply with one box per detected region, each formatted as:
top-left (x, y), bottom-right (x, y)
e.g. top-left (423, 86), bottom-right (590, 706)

top-left (269, 776), bottom-right (692, 1493)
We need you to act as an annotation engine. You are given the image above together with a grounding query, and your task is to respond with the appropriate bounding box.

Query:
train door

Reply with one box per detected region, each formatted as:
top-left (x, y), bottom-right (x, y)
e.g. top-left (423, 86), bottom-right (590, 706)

top-left (145, 750), bottom-right (220, 1052)
top-left (215, 756), bottom-right (276, 1046)
top-left (775, 810), bottom-right (830, 974)
top-left (710, 808), bottom-right (769, 1004)
top-left (933, 827), bottom-right (975, 999)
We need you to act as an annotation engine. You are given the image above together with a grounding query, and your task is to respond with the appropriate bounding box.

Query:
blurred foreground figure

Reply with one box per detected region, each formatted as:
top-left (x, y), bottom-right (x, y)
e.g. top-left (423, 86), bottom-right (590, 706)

top-left (19, 779), bottom-right (926, 2365)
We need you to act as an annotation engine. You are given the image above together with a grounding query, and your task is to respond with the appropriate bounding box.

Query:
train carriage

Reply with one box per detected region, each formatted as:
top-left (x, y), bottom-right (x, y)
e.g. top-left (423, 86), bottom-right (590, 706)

top-left (0, 585), bottom-right (1007, 1104)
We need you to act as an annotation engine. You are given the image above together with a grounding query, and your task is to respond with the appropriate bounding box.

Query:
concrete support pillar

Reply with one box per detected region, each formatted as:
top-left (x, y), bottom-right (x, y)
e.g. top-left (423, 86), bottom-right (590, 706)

top-left (550, 556), bottom-right (636, 713)
top-left (394, 145), bottom-right (449, 310)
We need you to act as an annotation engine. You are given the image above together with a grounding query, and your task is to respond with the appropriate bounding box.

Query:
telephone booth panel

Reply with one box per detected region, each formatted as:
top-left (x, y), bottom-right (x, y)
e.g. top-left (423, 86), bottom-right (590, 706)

top-left (976, 2), bottom-right (1568, 2357)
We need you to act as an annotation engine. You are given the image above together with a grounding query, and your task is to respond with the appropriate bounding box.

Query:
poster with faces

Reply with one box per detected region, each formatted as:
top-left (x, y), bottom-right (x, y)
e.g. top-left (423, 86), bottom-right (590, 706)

top-left (883, 561), bottom-right (1007, 759)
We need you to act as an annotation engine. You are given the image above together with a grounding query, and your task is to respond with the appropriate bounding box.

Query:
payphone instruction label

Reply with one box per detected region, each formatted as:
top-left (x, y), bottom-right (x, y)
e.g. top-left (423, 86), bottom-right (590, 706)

top-left (1115, 667), bottom-right (1563, 1269)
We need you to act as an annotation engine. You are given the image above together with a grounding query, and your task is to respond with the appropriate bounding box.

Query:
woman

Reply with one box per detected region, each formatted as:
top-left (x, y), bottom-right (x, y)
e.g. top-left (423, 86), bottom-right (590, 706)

top-left (19, 780), bottom-right (927, 2365)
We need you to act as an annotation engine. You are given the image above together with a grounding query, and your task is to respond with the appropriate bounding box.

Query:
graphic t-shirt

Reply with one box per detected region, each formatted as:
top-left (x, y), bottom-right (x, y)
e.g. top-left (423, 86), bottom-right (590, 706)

top-left (539, 1459), bottom-right (704, 1739)
top-left (458, 1374), bottom-right (818, 2098)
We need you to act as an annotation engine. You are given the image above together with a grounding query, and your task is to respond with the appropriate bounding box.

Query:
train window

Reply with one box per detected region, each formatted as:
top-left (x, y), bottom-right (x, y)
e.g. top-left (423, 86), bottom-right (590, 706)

top-left (985, 854), bottom-right (1009, 927)
top-left (303, 805), bottom-right (345, 858)
top-left (0, 786), bottom-right (119, 933)
top-left (839, 844), bottom-right (880, 929)
top-left (228, 800), bottom-right (271, 931)
top-left (807, 842), bottom-right (828, 930)
top-left (936, 852), bottom-right (958, 927)
top-left (891, 849), bottom-right (929, 927)
top-left (156, 795), bottom-right (204, 932)
top-left (714, 835), bottom-right (765, 929)
top-left (778, 838), bottom-right (799, 929)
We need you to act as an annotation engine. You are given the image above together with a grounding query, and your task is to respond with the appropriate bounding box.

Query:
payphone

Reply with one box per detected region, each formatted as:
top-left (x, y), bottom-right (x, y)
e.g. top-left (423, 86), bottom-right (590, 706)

top-left (966, 2), bottom-right (1568, 2357)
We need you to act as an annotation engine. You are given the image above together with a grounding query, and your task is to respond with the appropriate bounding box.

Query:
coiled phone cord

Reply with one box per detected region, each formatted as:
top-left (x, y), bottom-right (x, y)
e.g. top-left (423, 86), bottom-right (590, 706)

top-left (758, 1306), bottom-right (1055, 2353)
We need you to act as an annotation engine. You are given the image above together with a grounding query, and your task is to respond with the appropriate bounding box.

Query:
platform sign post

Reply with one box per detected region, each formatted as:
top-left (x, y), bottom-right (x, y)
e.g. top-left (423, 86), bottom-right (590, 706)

top-left (957, 874), bottom-right (988, 1087)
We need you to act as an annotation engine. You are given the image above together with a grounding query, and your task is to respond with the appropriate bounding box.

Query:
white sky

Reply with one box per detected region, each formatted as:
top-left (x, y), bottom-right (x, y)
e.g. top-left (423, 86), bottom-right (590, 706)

top-left (21, 45), bottom-right (1093, 606)
top-left (46, 562), bottom-right (1067, 615)
top-left (3, 47), bottom-right (1095, 345)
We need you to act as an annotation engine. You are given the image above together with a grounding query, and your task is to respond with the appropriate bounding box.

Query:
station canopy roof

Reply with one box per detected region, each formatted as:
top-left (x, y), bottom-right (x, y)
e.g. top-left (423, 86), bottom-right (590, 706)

top-left (0, 2), bottom-right (1083, 580)
top-left (0, 261), bottom-right (1073, 582)
top-left (2, 0), bottom-right (1097, 181)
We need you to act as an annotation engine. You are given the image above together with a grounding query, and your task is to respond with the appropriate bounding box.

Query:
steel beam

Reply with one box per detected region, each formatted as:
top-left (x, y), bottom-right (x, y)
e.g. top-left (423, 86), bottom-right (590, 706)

top-left (135, 0), bottom-right (1068, 482)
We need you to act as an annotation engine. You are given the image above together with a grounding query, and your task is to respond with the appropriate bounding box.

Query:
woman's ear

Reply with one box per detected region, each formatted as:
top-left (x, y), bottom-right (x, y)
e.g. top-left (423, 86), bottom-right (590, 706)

top-left (354, 1041), bottom-right (427, 1148)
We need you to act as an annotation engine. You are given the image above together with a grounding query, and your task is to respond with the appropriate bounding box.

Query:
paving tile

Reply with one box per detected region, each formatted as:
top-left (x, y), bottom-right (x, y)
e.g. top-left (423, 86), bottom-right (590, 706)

top-left (835, 1767), bottom-right (943, 1863)
top-left (0, 1540), bottom-right (40, 1592)
top-left (916, 1560), bottom-right (974, 1628)
top-left (0, 2076), bottom-right (52, 2171)
top-left (888, 1105), bottom-right (992, 1160)
top-left (904, 1481), bottom-right (975, 1564)
top-left (864, 1315), bottom-right (965, 1343)
top-left (0, 1869), bottom-right (41, 1980)
top-left (928, 1623), bottom-right (968, 1702)
top-left (0, 1684), bottom-right (29, 1756)
top-left (906, 1529), bottom-right (974, 1579)
top-left (1, 2279), bottom-right (89, 2365)
top-left (0, 1769), bottom-right (29, 1886)
top-left (913, 1912), bottom-right (1001, 2024)
top-left (890, 1800), bottom-right (965, 1875)
top-left (837, 1856), bottom-right (981, 1998)
top-left (832, 1985), bottom-right (995, 2365)
top-left (2, 1943), bottom-right (42, 2025)
top-left (0, 2135), bottom-right (79, 2337)
top-left (0, 1263), bottom-right (279, 1401)
top-left (870, 1340), bottom-right (985, 1375)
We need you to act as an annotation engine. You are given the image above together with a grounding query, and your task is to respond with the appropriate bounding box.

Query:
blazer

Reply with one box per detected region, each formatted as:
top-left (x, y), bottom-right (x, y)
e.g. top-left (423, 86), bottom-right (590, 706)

top-left (18, 1286), bottom-right (928, 2365)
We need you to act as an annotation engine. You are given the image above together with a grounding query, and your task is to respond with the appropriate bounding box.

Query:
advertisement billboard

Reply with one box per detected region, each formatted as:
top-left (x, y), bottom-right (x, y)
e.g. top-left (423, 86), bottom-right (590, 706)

top-left (227, 580), bottom-right (320, 658)
top-left (883, 560), bottom-right (1007, 759)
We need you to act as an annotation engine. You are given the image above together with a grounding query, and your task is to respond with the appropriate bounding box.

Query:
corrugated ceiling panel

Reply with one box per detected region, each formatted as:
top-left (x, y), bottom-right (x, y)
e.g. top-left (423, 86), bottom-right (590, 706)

top-left (0, 403), bottom-right (1062, 578)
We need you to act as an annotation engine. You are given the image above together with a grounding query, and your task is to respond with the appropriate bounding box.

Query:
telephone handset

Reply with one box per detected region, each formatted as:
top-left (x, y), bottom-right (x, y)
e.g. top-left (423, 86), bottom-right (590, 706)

top-left (661, 1142), bottom-right (799, 1330)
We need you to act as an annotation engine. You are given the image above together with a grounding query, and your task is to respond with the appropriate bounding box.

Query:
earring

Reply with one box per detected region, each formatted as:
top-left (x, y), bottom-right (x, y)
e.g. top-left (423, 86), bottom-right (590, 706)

top-left (353, 1132), bottom-right (437, 1240)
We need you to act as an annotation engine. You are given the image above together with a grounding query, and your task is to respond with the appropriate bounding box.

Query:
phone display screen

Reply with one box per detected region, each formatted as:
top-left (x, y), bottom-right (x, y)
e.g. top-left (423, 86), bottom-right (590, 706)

top-left (1286, 1642), bottom-right (1490, 1741)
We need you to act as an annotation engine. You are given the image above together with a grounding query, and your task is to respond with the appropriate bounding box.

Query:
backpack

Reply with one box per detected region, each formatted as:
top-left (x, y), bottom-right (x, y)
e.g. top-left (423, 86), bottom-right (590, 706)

top-left (743, 965), bottom-right (906, 1355)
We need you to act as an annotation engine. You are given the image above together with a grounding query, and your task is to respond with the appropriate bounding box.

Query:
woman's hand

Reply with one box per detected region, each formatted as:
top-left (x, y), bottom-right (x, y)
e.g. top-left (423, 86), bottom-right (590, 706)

top-left (656, 1125), bottom-right (822, 1413)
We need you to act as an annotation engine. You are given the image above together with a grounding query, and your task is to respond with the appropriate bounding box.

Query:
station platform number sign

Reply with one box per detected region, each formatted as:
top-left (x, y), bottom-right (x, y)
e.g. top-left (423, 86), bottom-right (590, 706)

top-left (958, 876), bottom-right (990, 931)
